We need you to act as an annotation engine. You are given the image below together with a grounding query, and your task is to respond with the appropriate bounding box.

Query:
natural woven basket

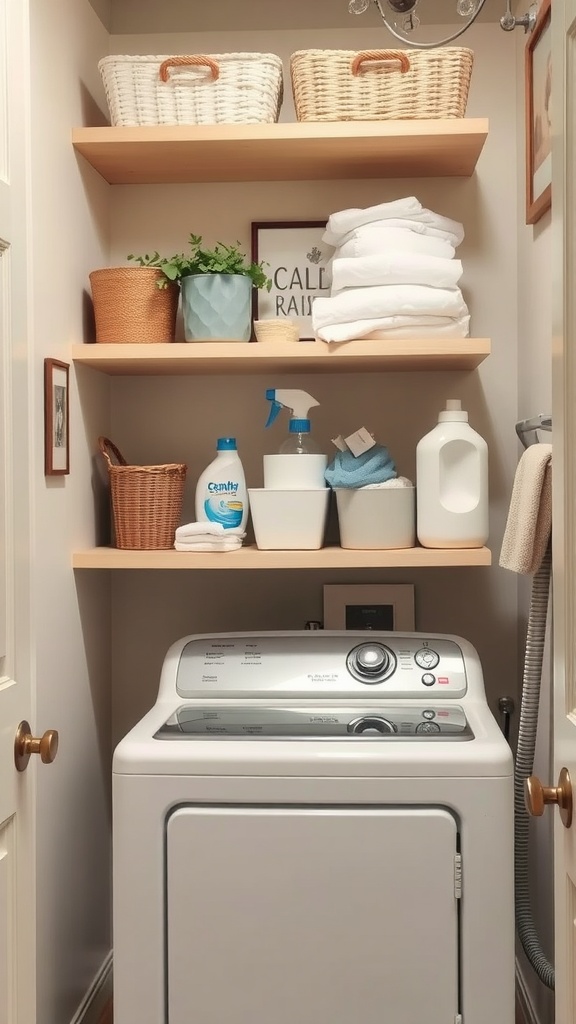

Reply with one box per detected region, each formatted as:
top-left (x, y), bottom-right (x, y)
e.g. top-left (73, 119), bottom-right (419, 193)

top-left (99, 53), bottom-right (284, 126)
top-left (290, 47), bottom-right (474, 122)
top-left (254, 319), bottom-right (300, 343)
top-left (89, 267), bottom-right (179, 344)
top-left (99, 437), bottom-right (187, 550)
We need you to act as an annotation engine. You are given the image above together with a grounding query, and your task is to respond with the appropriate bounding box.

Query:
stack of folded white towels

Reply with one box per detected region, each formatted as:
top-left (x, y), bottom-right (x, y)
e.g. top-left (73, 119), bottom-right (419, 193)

top-left (174, 522), bottom-right (245, 552)
top-left (312, 196), bottom-right (469, 344)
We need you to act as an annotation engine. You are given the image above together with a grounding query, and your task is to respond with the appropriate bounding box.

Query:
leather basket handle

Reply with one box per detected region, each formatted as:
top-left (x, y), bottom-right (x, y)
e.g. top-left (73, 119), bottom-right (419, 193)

top-left (352, 49), bottom-right (411, 76)
top-left (159, 55), bottom-right (220, 83)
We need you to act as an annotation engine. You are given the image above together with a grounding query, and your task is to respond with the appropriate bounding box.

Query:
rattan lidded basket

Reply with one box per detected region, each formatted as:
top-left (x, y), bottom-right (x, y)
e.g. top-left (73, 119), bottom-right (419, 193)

top-left (99, 437), bottom-right (187, 550)
top-left (98, 52), bottom-right (284, 126)
top-left (290, 47), bottom-right (474, 122)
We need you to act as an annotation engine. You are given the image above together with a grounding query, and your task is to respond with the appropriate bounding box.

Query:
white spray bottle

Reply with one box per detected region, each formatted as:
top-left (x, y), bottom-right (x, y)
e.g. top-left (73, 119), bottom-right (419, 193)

top-left (263, 388), bottom-right (327, 489)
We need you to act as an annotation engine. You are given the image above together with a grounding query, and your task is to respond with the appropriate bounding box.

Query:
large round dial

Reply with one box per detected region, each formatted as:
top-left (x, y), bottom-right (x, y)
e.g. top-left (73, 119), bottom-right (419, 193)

top-left (347, 643), bottom-right (396, 684)
top-left (348, 716), bottom-right (397, 735)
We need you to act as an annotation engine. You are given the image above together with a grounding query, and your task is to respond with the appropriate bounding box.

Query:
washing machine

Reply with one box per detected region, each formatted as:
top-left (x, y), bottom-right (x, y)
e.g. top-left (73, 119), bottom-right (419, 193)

top-left (113, 630), bottom-right (514, 1024)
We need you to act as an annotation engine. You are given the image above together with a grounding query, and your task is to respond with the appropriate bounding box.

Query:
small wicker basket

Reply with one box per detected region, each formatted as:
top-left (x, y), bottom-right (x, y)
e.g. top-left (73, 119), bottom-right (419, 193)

top-left (99, 437), bottom-right (187, 550)
top-left (254, 319), bottom-right (300, 343)
top-left (290, 47), bottom-right (474, 122)
top-left (99, 53), bottom-right (284, 126)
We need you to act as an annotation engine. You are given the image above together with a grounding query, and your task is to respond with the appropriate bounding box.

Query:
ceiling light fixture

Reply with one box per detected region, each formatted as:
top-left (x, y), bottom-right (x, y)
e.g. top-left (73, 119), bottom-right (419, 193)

top-left (348, 0), bottom-right (538, 48)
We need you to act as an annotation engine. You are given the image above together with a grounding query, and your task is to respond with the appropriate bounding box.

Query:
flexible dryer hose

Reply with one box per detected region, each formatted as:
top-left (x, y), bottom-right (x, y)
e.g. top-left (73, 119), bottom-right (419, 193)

top-left (514, 544), bottom-right (555, 989)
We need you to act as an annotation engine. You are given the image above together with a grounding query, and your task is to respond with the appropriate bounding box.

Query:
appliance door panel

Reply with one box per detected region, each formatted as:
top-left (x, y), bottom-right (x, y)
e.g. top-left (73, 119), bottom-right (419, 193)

top-left (166, 806), bottom-right (459, 1024)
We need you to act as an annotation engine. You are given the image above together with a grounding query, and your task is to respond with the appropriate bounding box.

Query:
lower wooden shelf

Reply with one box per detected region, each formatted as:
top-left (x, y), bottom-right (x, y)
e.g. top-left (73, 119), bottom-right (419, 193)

top-left (72, 545), bottom-right (492, 570)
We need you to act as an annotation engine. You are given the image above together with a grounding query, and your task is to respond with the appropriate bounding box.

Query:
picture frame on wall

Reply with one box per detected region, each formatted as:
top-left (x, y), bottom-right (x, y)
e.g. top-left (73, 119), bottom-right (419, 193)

top-left (44, 358), bottom-right (70, 476)
top-left (323, 584), bottom-right (415, 632)
top-left (251, 220), bottom-right (331, 339)
top-left (525, 0), bottom-right (552, 225)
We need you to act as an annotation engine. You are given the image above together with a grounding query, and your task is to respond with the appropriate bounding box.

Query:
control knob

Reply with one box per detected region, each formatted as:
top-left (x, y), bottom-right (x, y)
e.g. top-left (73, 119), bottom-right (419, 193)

top-left (347, 643), bottom-right (395, 683)
top-left (348, 716), bottom-right (397, 735)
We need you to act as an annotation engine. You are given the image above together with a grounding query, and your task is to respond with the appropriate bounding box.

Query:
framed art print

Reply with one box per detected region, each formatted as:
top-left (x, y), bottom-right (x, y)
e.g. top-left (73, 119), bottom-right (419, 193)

top-left (526, 0), bottom-right (552, 224)
top-left (251, 220), bottom-right (331, 339)
top-left (323, 584), bottom-right (415, 632)
top-left (44, 358), bottom-right (69, 475)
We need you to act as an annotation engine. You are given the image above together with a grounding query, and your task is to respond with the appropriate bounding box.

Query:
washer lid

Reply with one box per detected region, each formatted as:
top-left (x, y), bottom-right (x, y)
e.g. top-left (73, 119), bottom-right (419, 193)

top-left (154, 704), bottom-right (473, 741)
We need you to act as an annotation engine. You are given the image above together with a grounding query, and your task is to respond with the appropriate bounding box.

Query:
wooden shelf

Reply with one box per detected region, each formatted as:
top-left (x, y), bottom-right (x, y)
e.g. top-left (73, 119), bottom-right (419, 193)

top-left (72, 339), bottom-right (490, 375)
top-left (72, 545), bottom-right (492, 570)
top-left (71, 120), bottom-right (489, 184)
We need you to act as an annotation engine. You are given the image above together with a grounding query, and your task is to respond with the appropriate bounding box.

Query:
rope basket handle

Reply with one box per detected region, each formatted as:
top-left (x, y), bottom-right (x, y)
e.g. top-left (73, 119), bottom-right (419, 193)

top-left (351, 49), bottom-right (411, 76)
top-left (98, 436), bottom-right (128, 468)
top-left (159, 55), bottom-right (220, 83)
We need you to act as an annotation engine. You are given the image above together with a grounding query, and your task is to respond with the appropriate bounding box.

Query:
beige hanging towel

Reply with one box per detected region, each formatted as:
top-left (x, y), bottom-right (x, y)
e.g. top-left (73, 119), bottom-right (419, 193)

top-left (499, 443), bottom-right (552, 575)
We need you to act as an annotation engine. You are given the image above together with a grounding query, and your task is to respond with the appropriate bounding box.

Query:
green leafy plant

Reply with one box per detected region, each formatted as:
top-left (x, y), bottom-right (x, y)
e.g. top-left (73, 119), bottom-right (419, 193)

top-left (129, 235), bottom-right (272, 291)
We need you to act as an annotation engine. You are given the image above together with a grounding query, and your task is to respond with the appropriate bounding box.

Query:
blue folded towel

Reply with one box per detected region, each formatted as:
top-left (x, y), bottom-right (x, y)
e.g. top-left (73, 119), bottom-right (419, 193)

top-left (325, 445), bottom-right (397, 489)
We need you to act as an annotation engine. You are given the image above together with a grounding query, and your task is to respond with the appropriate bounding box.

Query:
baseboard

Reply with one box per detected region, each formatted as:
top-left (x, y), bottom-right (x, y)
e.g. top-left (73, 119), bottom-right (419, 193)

top-left (69, 950), bottom-right (113, 1024)
top-left (516, 961), bottom-right (541, 1024)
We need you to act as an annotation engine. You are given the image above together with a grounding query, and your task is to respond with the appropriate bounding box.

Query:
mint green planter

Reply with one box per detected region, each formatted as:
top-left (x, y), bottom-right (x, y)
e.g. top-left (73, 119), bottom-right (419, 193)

top-left (181, 274), bottom-right (252, 342)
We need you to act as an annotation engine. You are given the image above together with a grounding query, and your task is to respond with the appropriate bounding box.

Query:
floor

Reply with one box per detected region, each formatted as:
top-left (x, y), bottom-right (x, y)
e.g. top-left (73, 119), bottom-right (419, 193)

top-left (98, 995), bottom-right (528, 1023)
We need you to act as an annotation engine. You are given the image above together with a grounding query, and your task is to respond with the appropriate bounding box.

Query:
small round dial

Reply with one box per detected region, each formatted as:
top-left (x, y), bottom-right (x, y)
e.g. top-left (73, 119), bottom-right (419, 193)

top-left (348, 716), bottom-right (397, 735)
top-left (415, 648), bottom-right (440, 670)
top-left (416, 721), bottom-right (441, 735)
top-left (347, 643), bottom-right (396, 684)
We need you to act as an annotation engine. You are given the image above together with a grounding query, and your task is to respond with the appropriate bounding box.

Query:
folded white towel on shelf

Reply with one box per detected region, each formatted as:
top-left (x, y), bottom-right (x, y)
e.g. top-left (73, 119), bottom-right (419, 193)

top-left (324, 205), bottom-right (465, 248)
top-left (316, 314), bottom-right (471, 343)
top-left (335, 228), bottom-right (456, 261)
top-left (326, 218), bottom-right (464, 251)
top-left (326, 197), bottom-right (423, 238)
top-left (175, 538), bottom-right (243, 552)
top-left (330, 254), bottom-right (463, 292)
top-left (175, 522), bottom-right (245, 541)
top-left (313, 284), bottom-right (468, 333)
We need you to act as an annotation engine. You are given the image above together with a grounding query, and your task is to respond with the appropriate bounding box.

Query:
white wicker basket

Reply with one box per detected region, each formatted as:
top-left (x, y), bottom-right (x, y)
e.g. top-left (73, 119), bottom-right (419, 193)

top-left (99, 53), bottom-right (284, 126)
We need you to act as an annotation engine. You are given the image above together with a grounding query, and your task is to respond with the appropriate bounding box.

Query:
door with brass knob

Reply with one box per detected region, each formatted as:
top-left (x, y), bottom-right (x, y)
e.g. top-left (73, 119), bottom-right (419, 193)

top-left (524, 768), bottom-right (573, 829)
top-left (14, 721), bottom-right (59, 773)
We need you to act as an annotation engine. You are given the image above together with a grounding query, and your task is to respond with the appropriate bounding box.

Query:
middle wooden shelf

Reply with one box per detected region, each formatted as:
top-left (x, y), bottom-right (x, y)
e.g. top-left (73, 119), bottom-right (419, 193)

top-left (72, 546), bottom-right (492, 570)
top-left (72, 339), bottom-right (491, 375)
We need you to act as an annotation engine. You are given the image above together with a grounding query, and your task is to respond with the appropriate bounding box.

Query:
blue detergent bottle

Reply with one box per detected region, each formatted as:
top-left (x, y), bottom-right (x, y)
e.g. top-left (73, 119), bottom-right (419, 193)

top-left (195, 437), bottom-right (248, 530)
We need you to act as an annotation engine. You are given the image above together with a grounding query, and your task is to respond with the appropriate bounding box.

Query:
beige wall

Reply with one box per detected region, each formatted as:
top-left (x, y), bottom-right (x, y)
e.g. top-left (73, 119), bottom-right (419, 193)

top-left (29, 1), bottom-right (112, 1021)
top-left (102, 21), bottom-right (522, 743)
top-left (110, 0), bottom-right (499, 36)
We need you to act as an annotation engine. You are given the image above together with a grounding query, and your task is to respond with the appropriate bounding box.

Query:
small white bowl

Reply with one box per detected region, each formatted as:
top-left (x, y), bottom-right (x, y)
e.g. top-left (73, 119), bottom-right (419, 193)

top-left (249, 488), bottom-right (329, 549)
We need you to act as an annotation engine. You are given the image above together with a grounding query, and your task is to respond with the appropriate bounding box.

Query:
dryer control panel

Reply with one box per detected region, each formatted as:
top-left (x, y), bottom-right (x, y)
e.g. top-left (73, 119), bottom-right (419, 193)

top-left (169, 632), bottom-right (477, 701)
top-left (155, 704), bottom-right (473, 741)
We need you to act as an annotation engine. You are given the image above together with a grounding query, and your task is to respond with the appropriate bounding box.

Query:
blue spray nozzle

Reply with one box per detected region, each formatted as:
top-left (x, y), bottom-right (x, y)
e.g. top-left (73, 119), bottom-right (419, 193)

top-left (265, 400), bottom-right (283, 428)
top-left (264, 388), bottom-right (320, 430)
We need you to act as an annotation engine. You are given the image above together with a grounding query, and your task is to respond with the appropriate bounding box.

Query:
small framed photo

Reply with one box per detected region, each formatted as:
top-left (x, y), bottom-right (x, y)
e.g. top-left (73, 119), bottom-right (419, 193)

top-left (525, 0), bottom-right (552, 225)
top-left (323, 584), bottom-right (415, 632)
top-left (44, 358), bottom-right (69, 475)
top-left (251, 220), bottom-right (331, 339)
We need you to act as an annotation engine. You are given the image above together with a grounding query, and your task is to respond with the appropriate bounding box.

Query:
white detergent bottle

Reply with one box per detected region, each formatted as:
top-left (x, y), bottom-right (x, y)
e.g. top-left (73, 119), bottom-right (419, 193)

top-left (195, 437), bottom-right (248, 531)
top-left (263, 388), bottom-right (327, 489)
top-left (416, 400), bottom-right (488, 548)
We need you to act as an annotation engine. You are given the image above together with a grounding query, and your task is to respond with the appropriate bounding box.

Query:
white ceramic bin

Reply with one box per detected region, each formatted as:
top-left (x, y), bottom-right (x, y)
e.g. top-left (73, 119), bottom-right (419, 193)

top-left (335, 487), bottom-right (416, 549)
top-left (248, 489), bottom-right (329, 549)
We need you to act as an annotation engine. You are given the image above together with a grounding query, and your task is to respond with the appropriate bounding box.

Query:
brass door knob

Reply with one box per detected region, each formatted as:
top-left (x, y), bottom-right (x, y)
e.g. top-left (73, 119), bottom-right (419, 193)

top-left (524, 767), bottom-right (573, 828)
top-left (14, 720), bottom-right (59, 772)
